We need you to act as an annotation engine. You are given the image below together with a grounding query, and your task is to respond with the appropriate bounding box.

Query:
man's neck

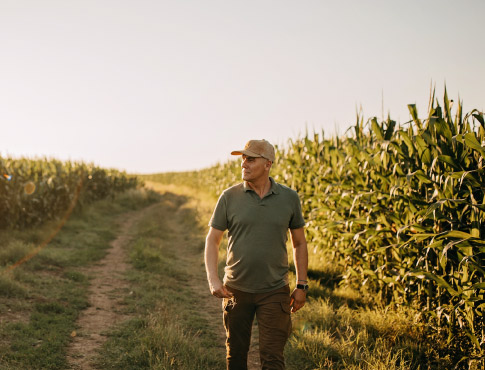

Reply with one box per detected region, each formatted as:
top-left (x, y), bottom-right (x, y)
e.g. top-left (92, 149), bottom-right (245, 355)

top-left (246, 177), bottom-right (271, 199)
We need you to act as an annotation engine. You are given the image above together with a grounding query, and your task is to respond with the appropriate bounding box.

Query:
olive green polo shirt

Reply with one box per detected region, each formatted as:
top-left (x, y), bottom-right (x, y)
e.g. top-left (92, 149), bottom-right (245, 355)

top-left (209, 177), bottom-right (305, 293)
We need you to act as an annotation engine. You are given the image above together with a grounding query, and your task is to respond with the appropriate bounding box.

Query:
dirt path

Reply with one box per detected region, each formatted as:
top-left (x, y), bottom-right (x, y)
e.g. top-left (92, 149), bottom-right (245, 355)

top-left (163, 189), bottom-right (261, 369)
top-left (66, 186), bottom-right (260, 369)
top-left (145, 183), bottom-right (261, 369)
top-left (66, 207), bottom-right (149, 369)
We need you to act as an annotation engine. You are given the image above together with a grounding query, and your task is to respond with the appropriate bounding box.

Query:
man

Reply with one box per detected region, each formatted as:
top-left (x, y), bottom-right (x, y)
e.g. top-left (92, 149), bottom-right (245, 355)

top-left (205, 139), bottom-right (309, 370)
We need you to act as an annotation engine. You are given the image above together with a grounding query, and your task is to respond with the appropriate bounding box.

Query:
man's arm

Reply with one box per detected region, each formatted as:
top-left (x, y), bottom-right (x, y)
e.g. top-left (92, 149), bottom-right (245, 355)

top-left (289, 227), bottom-right (308, 312)
top-left (204, 227), bottom-right (233, 298)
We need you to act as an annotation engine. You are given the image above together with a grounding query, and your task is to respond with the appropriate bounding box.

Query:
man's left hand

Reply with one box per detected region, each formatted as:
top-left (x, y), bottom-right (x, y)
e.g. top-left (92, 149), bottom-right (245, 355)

top-left (290, 288), bottom-right (306, 313)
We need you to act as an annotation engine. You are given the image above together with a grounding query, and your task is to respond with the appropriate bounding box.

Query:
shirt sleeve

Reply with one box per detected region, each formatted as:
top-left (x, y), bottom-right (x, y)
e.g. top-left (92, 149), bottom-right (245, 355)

top-left (289, 192), bottom-right (305, 229)
top-left (209, 192), bottom-right (228, 231)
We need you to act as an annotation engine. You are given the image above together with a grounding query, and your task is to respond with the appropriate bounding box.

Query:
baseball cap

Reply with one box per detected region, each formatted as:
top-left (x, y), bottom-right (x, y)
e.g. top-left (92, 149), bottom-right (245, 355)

top-left (231, 139), bottom-right (275, 162)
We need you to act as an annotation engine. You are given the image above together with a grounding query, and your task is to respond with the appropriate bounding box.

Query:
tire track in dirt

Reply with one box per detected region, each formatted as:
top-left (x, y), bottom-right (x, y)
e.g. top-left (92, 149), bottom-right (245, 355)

top-left (66, 205), bottom-right (155, 370)
top-left (151, 184), bottom-right (261, 370)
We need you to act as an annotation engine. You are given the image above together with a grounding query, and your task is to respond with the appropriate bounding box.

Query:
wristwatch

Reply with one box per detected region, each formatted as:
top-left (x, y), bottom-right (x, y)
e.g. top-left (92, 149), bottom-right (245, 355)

top-left (296, 283), bottom-right (309, 291)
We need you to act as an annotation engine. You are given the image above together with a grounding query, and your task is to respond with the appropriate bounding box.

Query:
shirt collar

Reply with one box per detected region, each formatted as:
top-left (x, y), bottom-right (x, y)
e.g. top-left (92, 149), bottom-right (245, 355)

top-left (243, 177), bottom-right (279, 195)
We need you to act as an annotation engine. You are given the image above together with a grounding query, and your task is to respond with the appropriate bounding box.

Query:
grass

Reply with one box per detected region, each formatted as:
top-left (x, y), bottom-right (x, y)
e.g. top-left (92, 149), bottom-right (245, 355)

top-left (1, 182), bottom-right (227, 369)
top-left (0, 178), bottom-right (463, 369)
top-left (0, 187), bottom-right (160, 369)
top-left (281, 227), bottom-right (453, 369)
top-left (286, 298), bottom-right (423, 369)
top-left (285, 250), bottom-right (455, 370)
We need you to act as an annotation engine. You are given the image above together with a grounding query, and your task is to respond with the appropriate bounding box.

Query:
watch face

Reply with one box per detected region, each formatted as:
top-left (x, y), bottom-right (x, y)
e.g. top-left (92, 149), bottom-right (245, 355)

top-left (296, 284), bottom-right (308, 291)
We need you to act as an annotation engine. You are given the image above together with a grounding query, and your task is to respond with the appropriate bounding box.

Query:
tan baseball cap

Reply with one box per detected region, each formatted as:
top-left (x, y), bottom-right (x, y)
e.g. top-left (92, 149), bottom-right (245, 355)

top-left (231, 139), bottom-right (275, 162)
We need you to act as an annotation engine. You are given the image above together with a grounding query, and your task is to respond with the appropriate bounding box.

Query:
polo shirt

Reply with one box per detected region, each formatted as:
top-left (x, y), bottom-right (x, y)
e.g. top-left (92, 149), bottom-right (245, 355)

top-left (209, 177), bottom-right (305, 293)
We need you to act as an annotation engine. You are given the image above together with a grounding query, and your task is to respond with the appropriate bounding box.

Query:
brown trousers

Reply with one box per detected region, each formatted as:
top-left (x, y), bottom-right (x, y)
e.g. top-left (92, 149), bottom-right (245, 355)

top-left (222, 285), bottom-right (292, 370)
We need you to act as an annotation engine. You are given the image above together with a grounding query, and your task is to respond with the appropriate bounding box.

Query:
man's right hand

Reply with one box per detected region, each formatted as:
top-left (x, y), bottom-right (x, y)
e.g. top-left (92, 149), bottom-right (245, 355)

top-left (210, 280), bottom-right (234, 299)
top-left (205, 227), bottom-right (232, 298)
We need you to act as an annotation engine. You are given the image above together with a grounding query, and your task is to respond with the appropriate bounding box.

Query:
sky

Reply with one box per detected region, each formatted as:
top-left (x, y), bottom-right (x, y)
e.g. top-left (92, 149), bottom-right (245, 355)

top-left (1, 0), bottom-right (484, 174)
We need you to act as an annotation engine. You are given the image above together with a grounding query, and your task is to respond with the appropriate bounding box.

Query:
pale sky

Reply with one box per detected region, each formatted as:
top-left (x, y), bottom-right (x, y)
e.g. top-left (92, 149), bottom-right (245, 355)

top-left (1, 0), bottom-right (484, 173)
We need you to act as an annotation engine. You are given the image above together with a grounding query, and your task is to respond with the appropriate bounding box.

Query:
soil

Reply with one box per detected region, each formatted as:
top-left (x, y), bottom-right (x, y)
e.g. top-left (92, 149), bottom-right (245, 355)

top-left (65, 208), bottom-right (147, 370)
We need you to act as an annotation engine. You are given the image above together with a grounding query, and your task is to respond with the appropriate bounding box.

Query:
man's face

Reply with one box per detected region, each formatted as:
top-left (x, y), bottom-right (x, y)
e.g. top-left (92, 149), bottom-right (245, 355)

top-left (241, 155), bottom-right (271, 182)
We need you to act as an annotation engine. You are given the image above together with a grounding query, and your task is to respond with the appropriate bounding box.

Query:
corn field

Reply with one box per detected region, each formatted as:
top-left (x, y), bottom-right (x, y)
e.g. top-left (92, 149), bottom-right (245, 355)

top-left (0, 157), bottom-right (140, 229)
top-left (146, 91), bottom-right (485, 365)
